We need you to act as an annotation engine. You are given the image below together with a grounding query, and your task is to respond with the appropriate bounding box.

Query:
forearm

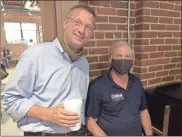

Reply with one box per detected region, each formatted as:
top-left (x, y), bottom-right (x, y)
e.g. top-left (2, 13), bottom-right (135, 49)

top-left (1, 54), bottom-right (37, 121)
top-left (2, 90), bottom-right (48, 122)
top-left (141, 109), bottom-right (153, 135)
top-left (87, 117), bottom-right (107, 136)
top-left (1, 92), bottom-right (35, 121)
top-left (26, 105), bottom-right (50, 121)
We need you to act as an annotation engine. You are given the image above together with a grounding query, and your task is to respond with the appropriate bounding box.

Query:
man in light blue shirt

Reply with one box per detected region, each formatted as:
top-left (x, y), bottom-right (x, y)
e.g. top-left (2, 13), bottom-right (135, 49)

top-left (1, 4), bottom-right (95, 136)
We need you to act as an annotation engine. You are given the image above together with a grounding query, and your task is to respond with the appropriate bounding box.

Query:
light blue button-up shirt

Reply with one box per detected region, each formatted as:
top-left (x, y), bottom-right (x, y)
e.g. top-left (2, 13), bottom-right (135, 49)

top-left (1, 38), bottom-right (89, 133)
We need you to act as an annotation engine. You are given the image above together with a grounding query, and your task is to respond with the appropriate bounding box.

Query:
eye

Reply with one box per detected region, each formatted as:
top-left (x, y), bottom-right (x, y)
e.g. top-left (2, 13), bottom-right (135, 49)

top-left (74, 20), bottom-right (82, 26)
top-left (115, 55), bottom-right (123, 59)
top-left (86, 25), bottom-right (93, 32)
top-left (125, 55), bottom-right (132, 58)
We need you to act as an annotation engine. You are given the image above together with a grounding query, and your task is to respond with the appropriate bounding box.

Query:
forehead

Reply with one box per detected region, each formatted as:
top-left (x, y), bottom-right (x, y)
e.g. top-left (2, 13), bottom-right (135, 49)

top-left (113, 45), bottom-right (132, 55)
top-left (70, 8), bottom-right (95, 24)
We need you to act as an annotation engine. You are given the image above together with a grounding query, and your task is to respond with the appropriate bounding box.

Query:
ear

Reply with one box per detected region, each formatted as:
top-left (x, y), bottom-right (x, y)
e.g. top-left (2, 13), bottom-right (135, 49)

top-left (63, 18), bottom-right (68, 29)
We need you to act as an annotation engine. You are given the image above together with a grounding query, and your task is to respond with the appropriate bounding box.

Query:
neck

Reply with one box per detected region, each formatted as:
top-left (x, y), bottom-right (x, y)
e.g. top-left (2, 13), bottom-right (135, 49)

top-left (111, 69), bottom-right (129, 82)
top-left (59, 36), bottom-right (83, 61)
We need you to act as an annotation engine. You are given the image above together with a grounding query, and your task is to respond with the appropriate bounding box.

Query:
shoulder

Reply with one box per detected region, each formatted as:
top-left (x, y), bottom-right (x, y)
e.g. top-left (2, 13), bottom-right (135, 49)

top-left (89, 73), bottom-right (108, 88)
top-left (81, 56), bottom-right (89, 66)
top-left (88, 73), bottom-right (109, 98)
top-left (130, 73), bottom-right (143, 86)
top-left (76, 56), bottom-right (89, 73)
top-left (130, 73), bottom-right (145, 93)
top-left (26, 42), bottom-right (54, 54)
top-left (20, 42), bottom-right (54, 61)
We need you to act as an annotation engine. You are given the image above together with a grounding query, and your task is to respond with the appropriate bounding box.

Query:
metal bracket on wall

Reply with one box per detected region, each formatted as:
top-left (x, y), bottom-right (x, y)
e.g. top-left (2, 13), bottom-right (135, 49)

top-left (125, 24), bottom-right (134, 31)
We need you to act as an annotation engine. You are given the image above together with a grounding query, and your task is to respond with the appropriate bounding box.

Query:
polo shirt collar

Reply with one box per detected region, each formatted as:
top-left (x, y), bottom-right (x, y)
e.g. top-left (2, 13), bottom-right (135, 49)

top-left (107, 69), bottom-right (133, 90)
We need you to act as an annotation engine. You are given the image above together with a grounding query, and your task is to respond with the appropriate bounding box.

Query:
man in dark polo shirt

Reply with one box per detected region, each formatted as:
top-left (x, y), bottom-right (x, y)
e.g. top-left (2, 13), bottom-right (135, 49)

top-left (86, 40), bottom-right (153, 136)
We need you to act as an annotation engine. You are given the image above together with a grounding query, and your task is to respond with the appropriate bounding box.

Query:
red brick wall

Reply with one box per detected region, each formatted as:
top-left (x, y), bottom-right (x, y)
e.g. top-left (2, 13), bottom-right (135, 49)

top-left (80, 0), bottom-right (181, 88)
top-left (80, 0), bottom-right (136, 77)
top-left (134, 1), bottom-right (181, 87)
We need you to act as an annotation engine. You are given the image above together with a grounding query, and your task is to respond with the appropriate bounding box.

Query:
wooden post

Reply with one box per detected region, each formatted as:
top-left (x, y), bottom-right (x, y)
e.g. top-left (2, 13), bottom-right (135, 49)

top-left (1, 12), bottom-right (6, 50)
top-left (39, 1), bottom-right (57, 42)
top-left (40, 1), bottom-right (79, 42)
top-left (55, 1), bottom-right (79, 40)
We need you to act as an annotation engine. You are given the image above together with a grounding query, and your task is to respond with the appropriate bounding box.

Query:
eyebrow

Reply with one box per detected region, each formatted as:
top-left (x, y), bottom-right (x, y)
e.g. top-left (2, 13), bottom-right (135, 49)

top-left (76, 18), bottom-right (94, 28)
top-left (114, 54), bottom-right (132, 56)
top-left (125, 54), bottom-right (132, 57)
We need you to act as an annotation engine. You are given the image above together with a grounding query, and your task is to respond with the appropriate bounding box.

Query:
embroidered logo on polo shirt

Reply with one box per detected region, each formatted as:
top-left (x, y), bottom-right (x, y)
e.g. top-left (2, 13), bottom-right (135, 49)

top-left (111, 93), bottom-right (124, 101)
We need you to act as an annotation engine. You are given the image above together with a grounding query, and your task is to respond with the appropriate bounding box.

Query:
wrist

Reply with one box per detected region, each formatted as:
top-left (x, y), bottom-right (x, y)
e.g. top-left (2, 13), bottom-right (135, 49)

top-left (40, 107), bottom-right (50, 121)
top-left (146, 133), bottom-right (153, 136)
top-left (27, 105), bottom-right (48, 120)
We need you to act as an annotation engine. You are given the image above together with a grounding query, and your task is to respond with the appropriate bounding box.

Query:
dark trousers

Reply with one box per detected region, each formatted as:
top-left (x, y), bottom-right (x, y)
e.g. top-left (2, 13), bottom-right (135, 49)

top-left (24, 131), bottom-right (85, 136)
top-left (24, 126), bottom-right (86, 136)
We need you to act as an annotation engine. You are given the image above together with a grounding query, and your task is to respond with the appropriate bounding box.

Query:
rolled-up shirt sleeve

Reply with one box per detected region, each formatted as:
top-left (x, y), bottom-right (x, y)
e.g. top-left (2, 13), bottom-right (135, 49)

top-left (1, 52), bottom-right (36, 121)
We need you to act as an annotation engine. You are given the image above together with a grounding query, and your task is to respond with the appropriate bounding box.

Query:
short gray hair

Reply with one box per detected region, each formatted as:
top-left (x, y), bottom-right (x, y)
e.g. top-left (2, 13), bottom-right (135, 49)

top-left (67, 4), bottom-right (96, 18)
top-left (109, 40), bottom-right (135, 58)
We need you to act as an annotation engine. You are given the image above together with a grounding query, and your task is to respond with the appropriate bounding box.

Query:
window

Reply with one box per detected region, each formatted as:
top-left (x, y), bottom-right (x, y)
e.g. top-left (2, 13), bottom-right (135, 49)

top-left (4, 22), bottom-right (37, 44)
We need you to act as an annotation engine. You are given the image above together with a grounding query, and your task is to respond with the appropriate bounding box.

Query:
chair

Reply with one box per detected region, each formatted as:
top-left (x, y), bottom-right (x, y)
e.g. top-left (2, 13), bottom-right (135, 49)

top-left (152, 105), bottom-right (171, 136)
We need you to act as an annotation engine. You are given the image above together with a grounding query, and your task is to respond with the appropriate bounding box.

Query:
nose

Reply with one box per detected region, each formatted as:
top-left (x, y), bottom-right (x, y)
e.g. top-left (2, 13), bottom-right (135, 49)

top-left (78, 25), bottom-right (85, 34)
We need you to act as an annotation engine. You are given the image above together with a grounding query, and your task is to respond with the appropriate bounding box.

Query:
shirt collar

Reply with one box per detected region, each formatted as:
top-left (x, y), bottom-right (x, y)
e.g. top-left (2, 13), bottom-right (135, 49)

top-left (107, 69), bottom-right (133, 89)
top-left (53, 37), bottom-right (73, 63)
top-left (53, 37), bottom-right (65, 53)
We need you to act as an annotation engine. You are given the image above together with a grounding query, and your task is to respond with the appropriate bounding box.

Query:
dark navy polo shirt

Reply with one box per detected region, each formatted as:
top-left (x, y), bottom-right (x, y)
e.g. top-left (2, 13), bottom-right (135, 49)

top-left (86, 71), bottom-right (148, 136)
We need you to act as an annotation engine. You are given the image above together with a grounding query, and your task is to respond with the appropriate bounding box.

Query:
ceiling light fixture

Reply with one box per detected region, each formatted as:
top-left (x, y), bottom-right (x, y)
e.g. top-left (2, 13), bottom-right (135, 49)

top-left (24, 0), bottom-right (40, 11)
top-left (24, 1), bottom-right (32, 9)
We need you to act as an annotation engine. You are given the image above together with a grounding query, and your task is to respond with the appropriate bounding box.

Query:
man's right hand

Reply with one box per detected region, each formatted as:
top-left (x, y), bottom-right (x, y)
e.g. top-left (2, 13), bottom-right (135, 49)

top-left (45, 105), bottom-right (79, 127)
top-left (27, 105), bottom-right (79, 128)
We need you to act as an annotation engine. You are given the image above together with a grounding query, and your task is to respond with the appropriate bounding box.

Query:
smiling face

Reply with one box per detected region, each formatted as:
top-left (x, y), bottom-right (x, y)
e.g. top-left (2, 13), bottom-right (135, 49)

top-left (63, 8), bottom-right (95, 51)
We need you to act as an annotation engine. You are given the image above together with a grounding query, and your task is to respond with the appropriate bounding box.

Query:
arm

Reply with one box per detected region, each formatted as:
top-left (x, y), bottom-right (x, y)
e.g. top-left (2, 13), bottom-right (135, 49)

top-left (87, 117), bottom-right (107, 136)
top-left (27, 105), bottom-right (79, 127)
top-left (1, 51), bottom-right (79, 127)
top-left (86, 82), bottom-right (107, 136)
top-left (141, 109), bottom-right (153, 136)
top-left (1, 53), bottom-right (36, 121)
top-left (139, 88), bottom-right (153, 136)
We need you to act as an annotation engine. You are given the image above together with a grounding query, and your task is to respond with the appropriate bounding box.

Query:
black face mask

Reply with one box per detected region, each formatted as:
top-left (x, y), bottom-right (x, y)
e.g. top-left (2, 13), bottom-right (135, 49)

top-left (111, 59), bottom-right (133, 75)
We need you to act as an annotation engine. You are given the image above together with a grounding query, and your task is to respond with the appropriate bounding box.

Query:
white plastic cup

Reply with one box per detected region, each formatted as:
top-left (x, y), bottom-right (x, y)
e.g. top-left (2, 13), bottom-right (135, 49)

top-left (63, 99), bottom-right (82, 131)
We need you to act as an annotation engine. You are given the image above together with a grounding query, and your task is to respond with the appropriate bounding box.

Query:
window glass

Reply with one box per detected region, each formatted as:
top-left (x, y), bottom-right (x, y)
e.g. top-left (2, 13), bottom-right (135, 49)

top-left (4, 22), bottom-right (37, 44)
